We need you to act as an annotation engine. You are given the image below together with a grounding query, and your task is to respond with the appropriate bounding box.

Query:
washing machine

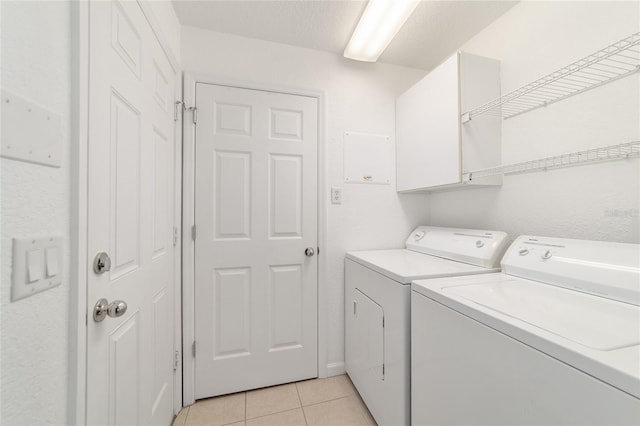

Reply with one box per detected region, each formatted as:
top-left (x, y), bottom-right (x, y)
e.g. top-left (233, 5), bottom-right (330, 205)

top-left (344, 226), bottom-right (510, 426)
top-left (411, 235), bottom-right (640, 425)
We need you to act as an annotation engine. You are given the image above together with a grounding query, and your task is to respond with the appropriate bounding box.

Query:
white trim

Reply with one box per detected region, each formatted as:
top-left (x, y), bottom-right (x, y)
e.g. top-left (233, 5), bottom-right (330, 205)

top-left (181, 73), bottom-right (197, 406)
top-left (326, 362), bottom-right (346, 377)
top-left (171, 71), bottom-right (184, 415)
top-left (181, 72), bottom-right (329, 404)
top-left (69, 1), bottom-right (89, 424)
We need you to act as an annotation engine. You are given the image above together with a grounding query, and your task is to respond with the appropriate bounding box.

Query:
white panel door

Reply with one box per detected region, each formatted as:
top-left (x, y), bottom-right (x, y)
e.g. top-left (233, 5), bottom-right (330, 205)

top-left (194, 83), bottom-right (318, 398)
top-left (86, 1), bottom-right (176, 424)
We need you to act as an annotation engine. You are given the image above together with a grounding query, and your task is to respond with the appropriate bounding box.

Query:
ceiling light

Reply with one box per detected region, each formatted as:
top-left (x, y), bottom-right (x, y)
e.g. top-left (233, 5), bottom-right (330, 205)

top-left (344, 0), bottom-right (419, 62)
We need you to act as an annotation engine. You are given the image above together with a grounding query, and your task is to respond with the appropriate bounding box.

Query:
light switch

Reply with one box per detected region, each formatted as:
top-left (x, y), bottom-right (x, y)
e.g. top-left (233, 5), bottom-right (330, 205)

top-left (12, 236), bottom-right (62, 302)
top-left (46, 247), bottom-right (59, 277)
top-left (27, 249), bottom-right (42, 282)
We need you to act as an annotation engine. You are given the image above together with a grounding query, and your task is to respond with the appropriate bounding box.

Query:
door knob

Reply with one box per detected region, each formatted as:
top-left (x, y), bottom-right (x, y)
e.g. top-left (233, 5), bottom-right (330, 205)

top-left (305, 247), bottom-right (315, 257)
top-left (93, 298), bottom-right (128, 322)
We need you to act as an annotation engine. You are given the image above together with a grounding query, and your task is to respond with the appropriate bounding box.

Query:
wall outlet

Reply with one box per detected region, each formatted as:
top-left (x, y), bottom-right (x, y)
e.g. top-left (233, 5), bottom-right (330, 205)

top-left (331, 187), bottom-right (342, 204)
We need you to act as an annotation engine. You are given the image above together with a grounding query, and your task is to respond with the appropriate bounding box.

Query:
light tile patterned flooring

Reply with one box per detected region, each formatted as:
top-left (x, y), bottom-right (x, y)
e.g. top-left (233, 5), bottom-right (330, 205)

top-left (173, 374), bottom-right (377, 426)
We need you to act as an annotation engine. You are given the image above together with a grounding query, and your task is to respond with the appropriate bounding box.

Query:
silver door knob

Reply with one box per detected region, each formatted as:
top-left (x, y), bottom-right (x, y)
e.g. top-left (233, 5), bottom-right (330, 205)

top-left (305, 247), bottom-right (315, 257)
top-left (93, 298), bottom-right (128, 322)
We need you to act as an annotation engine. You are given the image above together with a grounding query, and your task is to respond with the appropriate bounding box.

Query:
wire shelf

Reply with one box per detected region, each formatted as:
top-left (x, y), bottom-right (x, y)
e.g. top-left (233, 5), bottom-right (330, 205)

top-left (463, 33), bottom-right (640, 121)
top-left (464, 141), bottom-right (640, 181)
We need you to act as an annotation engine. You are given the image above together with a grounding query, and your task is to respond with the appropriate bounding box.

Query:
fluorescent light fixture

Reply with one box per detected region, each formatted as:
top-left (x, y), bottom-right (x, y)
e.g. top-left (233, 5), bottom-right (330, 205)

top-left (344, 0), bottom-right (419, 62)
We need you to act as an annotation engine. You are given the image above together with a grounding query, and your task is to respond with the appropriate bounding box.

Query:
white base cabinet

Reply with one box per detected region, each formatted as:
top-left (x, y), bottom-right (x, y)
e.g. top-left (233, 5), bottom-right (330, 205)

top-left (396, 52), bottom-right (501, 192)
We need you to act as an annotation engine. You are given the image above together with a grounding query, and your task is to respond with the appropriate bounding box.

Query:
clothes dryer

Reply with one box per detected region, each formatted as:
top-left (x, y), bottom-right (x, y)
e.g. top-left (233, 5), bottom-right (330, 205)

top-left (345, 226), bottom-right (509, 426)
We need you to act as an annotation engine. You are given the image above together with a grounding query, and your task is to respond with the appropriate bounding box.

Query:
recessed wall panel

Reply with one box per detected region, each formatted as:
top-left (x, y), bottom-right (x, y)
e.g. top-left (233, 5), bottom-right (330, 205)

top-left (213, 268), bottom-right (252, 359)
top-left (111, 93), bottom-right (140, 277)
top-left (268, 265), bottom-right (303, 351)
top-left (152, 128), bottom-right (169, 259)
top-left (111, 1), bottom-right (141, 77)
top-left (270, 155), bottom-right (302, 239)
top-left (270, 108), bottom-right (303, 141)
top-left (215, 103), bottom-right (251, 136)
top-left (215, 151), bottom-right (251, 240)
top-left (109, 312), bottom-right (140, 426)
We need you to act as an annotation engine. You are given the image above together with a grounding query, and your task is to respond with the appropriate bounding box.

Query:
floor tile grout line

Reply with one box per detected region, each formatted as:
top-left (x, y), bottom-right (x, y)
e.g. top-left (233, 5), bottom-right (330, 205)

top-left (295, 382), bottom-right (309, 426)
top-left (301, 394), bottom-right (355, 409)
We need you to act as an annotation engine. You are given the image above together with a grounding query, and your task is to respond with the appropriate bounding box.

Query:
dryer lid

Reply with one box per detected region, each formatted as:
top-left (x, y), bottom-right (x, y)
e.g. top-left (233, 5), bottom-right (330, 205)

top-left (405, 226), bottom-right (509, 269)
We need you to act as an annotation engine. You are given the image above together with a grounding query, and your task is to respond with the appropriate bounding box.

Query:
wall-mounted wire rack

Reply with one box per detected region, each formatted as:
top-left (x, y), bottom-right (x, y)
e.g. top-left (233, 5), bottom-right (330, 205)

top-left (464, 141), bottom-right (640, 181)
top-left (461, 32), bottom-right (640, 122)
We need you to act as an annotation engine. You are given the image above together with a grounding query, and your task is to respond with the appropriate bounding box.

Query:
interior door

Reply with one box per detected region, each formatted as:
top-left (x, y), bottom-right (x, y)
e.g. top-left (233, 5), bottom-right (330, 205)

top-left (194, 83), bottom-right (318, 398)
top-left (86, 1), bottom-right (176, 424)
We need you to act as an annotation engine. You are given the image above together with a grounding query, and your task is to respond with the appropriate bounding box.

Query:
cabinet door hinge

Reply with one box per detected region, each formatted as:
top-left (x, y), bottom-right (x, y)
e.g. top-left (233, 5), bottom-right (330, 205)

top-left (192, 341), bottom-right (196, 357)
top-left (173, 226), bottom-right (179, 247)
top-left (192, 225), bottom-right (196, 241)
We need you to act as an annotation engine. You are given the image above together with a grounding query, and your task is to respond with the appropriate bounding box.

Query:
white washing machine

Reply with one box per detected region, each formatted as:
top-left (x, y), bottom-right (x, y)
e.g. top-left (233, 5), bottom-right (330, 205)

top-left (411, 235), bottom-right (640, 425)
top-left (345, 226), bottom-right (510, 426)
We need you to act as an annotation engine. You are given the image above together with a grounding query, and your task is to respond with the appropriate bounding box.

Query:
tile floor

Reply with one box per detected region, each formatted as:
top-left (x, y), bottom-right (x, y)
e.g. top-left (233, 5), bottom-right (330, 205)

top-left (173, 374), bottom-right (377, 426)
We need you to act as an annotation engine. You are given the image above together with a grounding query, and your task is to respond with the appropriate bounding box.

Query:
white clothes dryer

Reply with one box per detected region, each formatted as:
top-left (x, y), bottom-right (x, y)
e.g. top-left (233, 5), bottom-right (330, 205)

top-left (345, 226), bottom-right (509, 426)
top-left (411, 235), bottom-right (640, 425)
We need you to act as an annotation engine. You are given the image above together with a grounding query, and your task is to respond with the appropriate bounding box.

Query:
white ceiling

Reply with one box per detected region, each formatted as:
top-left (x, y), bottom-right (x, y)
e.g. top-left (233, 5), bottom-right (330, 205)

top-left (172, 0), bottom-right (518, 70)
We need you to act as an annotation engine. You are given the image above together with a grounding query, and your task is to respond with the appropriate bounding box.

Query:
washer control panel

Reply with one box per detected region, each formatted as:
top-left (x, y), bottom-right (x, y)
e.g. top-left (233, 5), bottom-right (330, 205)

top-left (502, 235), bottom-right (640, 306)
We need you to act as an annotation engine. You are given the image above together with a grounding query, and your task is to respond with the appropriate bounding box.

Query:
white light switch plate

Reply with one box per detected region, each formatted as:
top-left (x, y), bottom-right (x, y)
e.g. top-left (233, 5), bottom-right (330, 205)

top-left (12, 236), bottom-right (63, 302)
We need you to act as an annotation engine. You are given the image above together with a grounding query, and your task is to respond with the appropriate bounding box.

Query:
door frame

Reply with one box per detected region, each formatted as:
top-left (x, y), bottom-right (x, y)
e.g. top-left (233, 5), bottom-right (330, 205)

top-left (69, 1), bottom-right (183, 423)
top-left (181, 72), bottom-right (328, 406)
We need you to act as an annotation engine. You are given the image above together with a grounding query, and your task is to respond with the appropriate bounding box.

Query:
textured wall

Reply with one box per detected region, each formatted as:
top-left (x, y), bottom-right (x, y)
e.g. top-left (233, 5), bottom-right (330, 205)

top-left (428, 1), bottom-right (640, 243)
top-left (181, 26), bottom-right (430, 372)
top-left (1, 1), bottom-right (71, 425)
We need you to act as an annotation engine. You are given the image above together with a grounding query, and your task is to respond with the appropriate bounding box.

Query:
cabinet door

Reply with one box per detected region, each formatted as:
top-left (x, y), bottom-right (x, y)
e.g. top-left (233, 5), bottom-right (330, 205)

top-left (396, 53), bottom-right (461, 191)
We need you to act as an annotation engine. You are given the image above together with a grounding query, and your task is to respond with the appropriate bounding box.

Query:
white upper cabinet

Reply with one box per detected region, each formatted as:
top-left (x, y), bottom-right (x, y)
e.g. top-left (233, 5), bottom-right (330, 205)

top-left (396, 52), bottom-right (502, 192)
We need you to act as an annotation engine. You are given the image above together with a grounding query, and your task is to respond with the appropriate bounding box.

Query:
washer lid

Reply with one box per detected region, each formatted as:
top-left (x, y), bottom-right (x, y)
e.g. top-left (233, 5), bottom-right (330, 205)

top-left (346, 249), bottom-right (498, 284)
top-left (412, 273), bottom-right (640, 399)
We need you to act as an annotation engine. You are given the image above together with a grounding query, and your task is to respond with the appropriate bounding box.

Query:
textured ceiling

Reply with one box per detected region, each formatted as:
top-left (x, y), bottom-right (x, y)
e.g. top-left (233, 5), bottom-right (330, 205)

top-left (172, 0), bottom-right (518, 70)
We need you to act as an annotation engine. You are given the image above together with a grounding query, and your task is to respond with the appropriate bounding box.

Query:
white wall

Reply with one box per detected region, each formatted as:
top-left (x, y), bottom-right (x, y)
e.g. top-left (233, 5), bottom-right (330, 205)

top-left (428, 1), bottom-right (640, 243)
top-left (181, 26), bottom-right (429, 372)
top-left (1, 1), bottom-right (71, 424)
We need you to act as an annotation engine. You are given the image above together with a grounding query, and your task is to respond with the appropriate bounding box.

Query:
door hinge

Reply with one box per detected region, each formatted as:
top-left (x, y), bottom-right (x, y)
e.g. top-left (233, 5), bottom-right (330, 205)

top-left (174, 100), bottom-right (184, 121)
top-left (317, 246), bottom-right (320, 255)
top-left (192, 341), bottom-right (196, 357)
top-left (187, 106), bottom-right (197, 124)
top-left (192, 225), bottom-right (196, 241)
top-left (174, 350), bottom-right (180, 371)
top-left (173, 226), bottom-right (179, 247)
top-left (382, 317), bottom-right (385, 328)
top-left (176, 101), bottom-right (197, 124)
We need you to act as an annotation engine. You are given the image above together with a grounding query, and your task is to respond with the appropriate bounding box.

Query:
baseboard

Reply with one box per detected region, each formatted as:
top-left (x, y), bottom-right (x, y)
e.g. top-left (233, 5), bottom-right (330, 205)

top-left (325, 361), bottom-right (345, 377)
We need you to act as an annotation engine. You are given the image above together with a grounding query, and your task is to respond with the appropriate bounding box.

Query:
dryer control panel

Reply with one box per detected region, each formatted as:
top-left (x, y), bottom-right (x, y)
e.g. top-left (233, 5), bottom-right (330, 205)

top-left (405, 226), bottom-right (510, 269)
